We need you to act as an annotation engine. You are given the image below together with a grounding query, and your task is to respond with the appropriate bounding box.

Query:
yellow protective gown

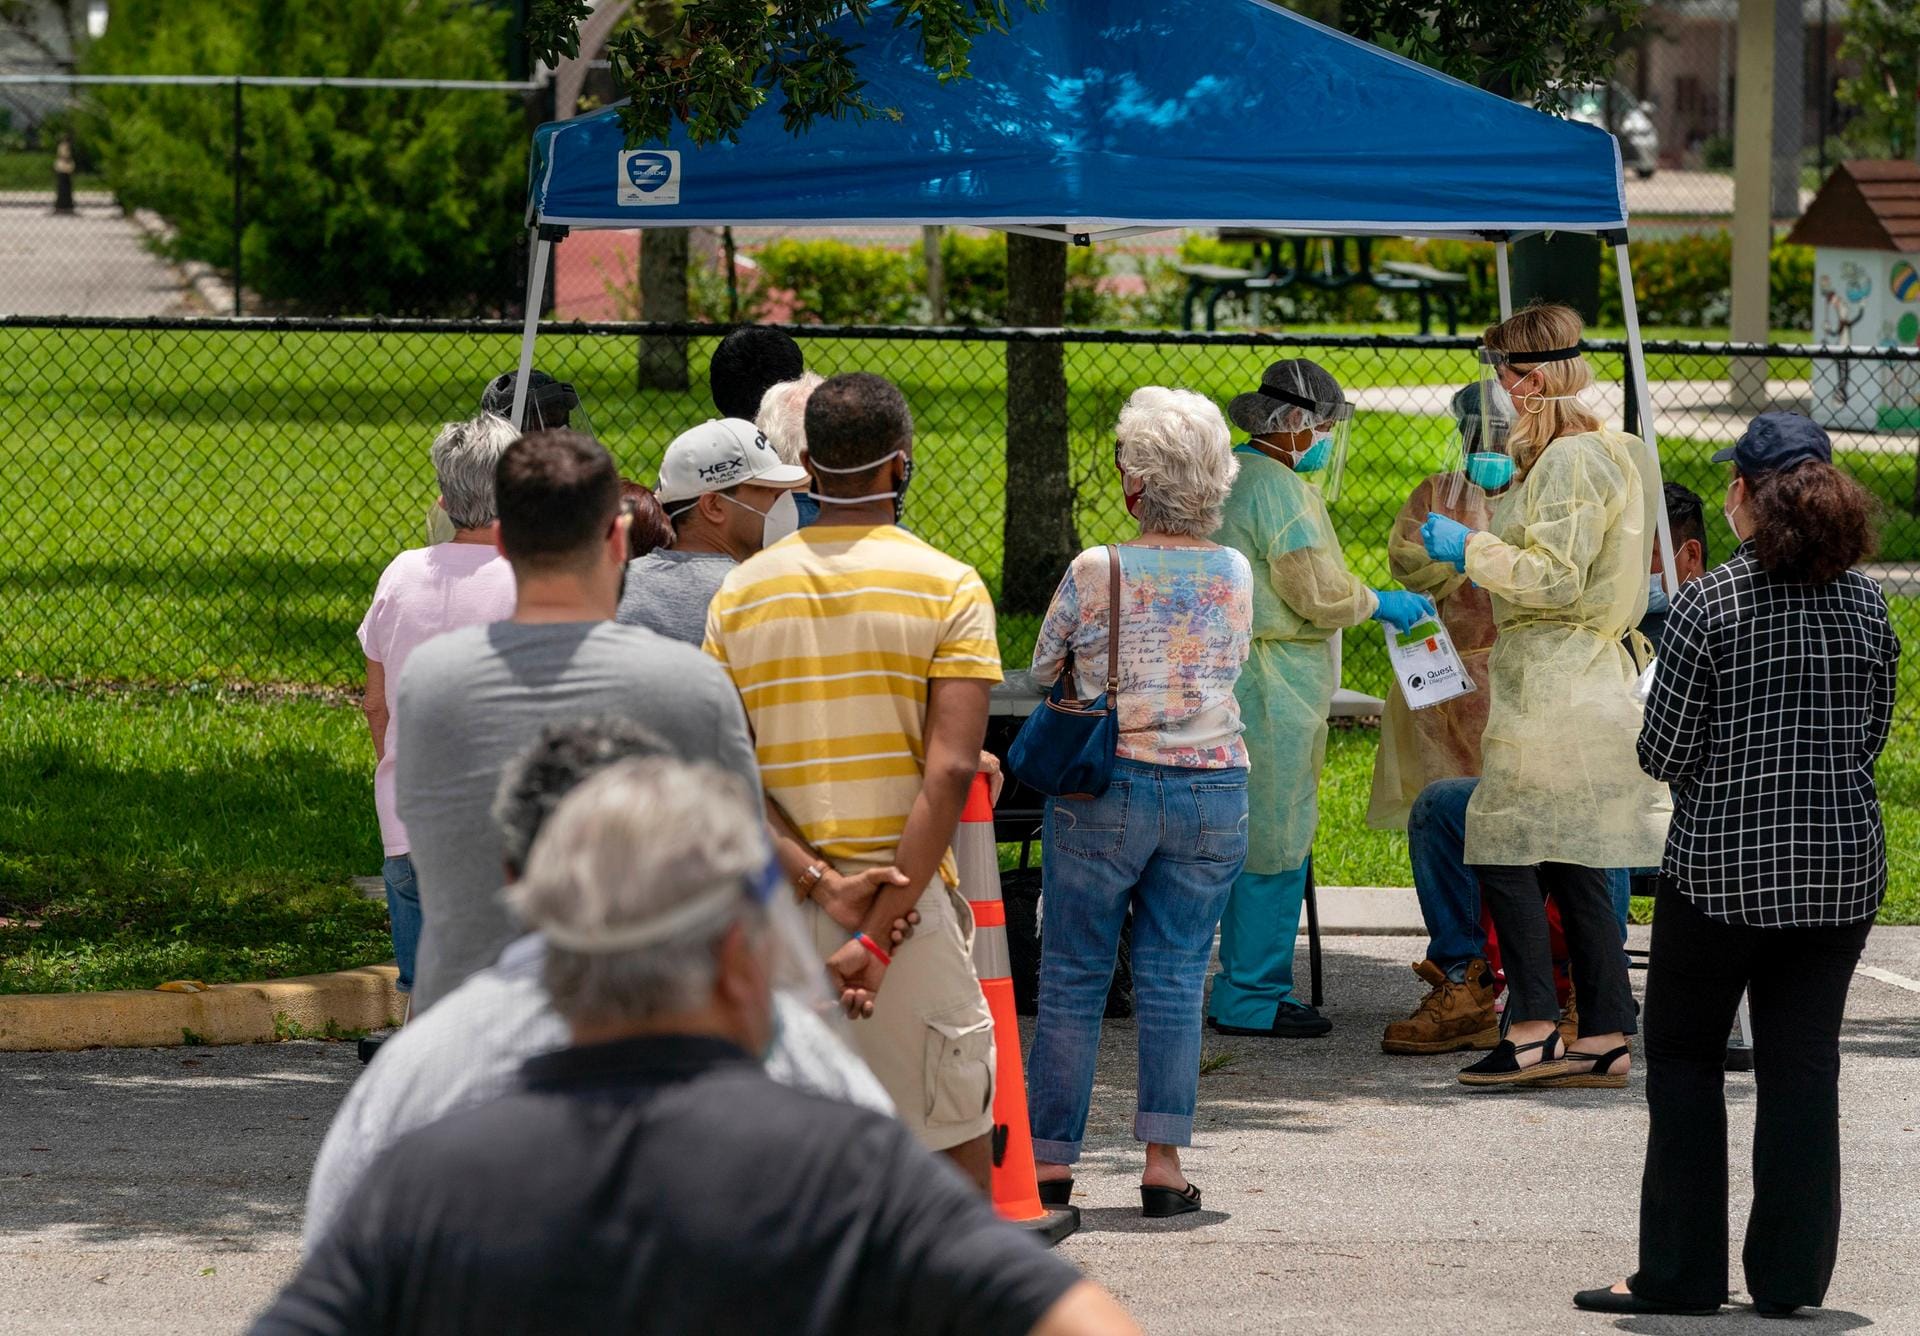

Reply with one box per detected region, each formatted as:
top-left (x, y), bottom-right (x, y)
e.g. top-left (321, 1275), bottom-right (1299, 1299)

top-left (1461, 429), bottom-right (1672, 869)
top-left (1215, 447), bottom-right (1378, 874)
top-left (1365, 474), bottom-right (1497, 830)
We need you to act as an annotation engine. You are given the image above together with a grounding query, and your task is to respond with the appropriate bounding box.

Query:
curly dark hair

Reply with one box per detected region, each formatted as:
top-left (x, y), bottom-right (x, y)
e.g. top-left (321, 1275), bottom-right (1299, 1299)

top-left (1745, 462), bottom-right (1879, 585)
top-left (491, 718), bottom-right (675, 878)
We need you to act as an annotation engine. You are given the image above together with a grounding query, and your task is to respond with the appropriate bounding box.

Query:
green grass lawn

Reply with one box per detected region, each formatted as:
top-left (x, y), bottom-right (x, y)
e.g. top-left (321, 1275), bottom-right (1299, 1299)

top-left (0, 683), bottom-right (387, 994)
top-left (3, 681), bottom-right (1914, 995)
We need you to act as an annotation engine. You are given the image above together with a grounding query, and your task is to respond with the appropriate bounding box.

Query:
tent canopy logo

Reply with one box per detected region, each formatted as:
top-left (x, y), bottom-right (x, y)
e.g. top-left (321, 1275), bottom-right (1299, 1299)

top-left (617, 150), bottom-right (681, 206)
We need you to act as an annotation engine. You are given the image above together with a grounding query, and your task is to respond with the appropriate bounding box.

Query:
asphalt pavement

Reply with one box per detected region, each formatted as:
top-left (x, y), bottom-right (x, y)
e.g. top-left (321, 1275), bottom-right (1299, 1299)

top-left (3, 931), bottom-right (1917, 1335)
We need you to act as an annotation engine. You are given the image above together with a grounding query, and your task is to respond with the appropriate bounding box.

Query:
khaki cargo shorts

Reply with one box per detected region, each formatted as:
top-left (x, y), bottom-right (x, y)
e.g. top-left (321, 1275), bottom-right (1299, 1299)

top-left (805, 878), bottom-right (996, 1152)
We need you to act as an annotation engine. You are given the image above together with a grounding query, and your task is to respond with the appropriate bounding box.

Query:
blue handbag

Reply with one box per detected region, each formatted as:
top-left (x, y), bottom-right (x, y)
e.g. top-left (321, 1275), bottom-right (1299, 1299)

top-left (1007, 546), bottom-right (1122, 799)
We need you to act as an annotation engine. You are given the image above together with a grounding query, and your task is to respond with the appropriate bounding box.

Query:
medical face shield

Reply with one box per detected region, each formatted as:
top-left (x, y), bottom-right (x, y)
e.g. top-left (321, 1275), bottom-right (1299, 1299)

top-left (1452, 344), bottom-right (1587, 504)
top-left (1443, 379), bottom-right (1517, 508)
top-left (537, 853), bottom-right (832, 1012)
top-left (1233, 362), bottom-right (1354, 504)
top-left (486, 371), bottom-right (593, 440)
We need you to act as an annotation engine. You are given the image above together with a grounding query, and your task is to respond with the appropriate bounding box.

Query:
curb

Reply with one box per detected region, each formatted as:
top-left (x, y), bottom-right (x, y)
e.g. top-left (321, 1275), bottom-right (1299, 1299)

top-left (0, 964), bottom-right (404, 1052)
top-left (1313, 886), bottom-right (1424, 935)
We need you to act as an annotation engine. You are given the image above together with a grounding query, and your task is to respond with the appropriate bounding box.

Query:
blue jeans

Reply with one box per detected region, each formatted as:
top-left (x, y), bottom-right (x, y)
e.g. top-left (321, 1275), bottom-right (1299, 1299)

top-left (1028, 760), bottom-right (1247, 1162)
top-left (1408, 778), bottom-right (1633, 971)
top-left (383, 854), bottom-right (420, 994)
top-left (1410, 778), bottom-right (1484, 970)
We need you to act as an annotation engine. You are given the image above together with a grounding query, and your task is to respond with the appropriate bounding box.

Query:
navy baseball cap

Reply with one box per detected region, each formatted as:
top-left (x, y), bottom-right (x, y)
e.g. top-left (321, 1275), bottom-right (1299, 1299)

top-left (1712, 412), bottom-right (1831, 474)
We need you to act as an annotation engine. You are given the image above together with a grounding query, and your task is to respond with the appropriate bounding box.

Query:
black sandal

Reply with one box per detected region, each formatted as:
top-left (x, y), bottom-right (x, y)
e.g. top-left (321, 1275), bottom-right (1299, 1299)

top-left (1543, 1043), bottom-right (1631, 1089)
top-left (1573, 1286), bottom-right (1721, 1316)
top-left (1037, 1177), bottom-right (1073, 1207)
top-left (1139, 1182), bottom-right (1201, 1218)
top-left (1457, 1028), bottom-right (1570, 1087)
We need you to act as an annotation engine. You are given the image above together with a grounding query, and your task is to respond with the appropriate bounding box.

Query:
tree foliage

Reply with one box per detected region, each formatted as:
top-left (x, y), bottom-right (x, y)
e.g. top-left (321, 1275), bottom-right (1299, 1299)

top-left (526, 0), bottom-right (1043, 148)
top-left (82, 0), bottom-right (527, 315)
top-left (1331, 0), bottom-right (1646, 111)
top-left (1835, 0), bottom-right (1920, 159)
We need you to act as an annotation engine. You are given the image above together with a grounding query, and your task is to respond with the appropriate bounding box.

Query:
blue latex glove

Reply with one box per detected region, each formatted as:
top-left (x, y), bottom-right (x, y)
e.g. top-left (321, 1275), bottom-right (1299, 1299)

top-left (1370, 588), bottom-right (1439, 634)
top-left (1420, 511), bottom-right (1474, 572)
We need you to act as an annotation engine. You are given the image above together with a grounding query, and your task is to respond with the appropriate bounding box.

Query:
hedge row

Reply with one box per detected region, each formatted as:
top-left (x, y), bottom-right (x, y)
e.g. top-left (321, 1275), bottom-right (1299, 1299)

top-left (685, 229), bottom-right (1814, 332)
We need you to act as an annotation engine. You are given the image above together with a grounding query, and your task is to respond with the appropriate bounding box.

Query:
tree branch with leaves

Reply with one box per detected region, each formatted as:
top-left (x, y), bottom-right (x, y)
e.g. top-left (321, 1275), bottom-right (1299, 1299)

top-left (526, 0), bottom-right (1041, 148)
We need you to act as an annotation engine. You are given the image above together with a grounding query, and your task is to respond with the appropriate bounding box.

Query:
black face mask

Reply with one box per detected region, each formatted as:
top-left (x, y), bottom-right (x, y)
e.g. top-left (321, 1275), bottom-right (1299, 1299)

top-left (894, 456), bottom-right (914, 525)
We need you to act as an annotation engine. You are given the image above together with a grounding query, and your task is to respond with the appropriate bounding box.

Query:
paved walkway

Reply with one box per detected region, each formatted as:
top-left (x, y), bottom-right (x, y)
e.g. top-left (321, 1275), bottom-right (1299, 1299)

top-left (2, 931), bottom-right (1917, 1334)
top-left (0, 193), bottom-right (192, 317)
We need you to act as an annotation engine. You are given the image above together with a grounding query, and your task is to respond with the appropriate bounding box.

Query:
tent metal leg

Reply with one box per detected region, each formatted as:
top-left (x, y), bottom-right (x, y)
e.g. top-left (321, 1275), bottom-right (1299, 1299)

top-left (510, 230), bottom-right (553, 431)
top-left (1613, 241), bottom-right (1680, 596)
top-left (1495, 241), bottom-right (1513, 320)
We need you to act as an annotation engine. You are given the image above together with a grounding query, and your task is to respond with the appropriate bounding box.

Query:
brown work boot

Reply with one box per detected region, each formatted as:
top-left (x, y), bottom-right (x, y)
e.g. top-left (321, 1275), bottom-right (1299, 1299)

top-left (1382, 959), bottom-right (1499, 1055)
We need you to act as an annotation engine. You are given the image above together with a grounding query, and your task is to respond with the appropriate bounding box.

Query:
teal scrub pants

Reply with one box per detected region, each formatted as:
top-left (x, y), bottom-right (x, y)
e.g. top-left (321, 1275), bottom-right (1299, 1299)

top-left (1206, 858), bottom-right (1309, 1029)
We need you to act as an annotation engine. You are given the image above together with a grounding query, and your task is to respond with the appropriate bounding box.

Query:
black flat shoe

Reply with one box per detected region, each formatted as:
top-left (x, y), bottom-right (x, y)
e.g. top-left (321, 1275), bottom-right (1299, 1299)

top-left (1036, 1177), bottom-right (1073, 1207)
top-left (1573, 1286), bottom-right (1721, 1316)
top-left (1541, 1043), bottom-right (1631, 1089)
top-left (1207, 1000), bottom-right (1331, 1039)
top-left (1752, 1300), bottom-right (1801, 1318)
top-left (1139, 1182), bottom-right (1200, 1218)
top-left (1459, 1029), bottom-right (1570, 1087)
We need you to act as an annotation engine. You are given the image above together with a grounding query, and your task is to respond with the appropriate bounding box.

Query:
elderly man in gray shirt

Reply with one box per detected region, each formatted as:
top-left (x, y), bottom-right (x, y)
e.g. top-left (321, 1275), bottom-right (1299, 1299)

top-left (614, 418), bottom-right (807, 644)
top-left (398, 429), bottom-right (763, 1012)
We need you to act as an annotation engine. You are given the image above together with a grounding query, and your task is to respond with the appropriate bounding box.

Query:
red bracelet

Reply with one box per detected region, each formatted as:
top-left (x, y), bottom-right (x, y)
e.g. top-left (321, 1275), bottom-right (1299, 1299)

top-left (853, 932), bottom-right (892, 967)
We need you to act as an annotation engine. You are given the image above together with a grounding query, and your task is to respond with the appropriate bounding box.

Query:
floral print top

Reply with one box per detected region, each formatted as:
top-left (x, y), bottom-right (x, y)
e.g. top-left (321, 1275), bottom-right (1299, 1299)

top-left (1030, 543), bottom-right (1253, 769)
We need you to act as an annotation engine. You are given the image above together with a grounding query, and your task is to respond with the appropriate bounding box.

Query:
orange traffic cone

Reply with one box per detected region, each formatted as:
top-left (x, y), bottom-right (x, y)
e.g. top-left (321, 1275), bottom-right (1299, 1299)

top-left (955, 770), bottom-right (1078, 1245)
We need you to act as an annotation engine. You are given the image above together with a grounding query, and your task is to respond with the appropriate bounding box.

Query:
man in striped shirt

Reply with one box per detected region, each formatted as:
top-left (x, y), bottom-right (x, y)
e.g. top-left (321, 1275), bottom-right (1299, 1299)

top-left (704, 372), bottom-right (1002, 1188)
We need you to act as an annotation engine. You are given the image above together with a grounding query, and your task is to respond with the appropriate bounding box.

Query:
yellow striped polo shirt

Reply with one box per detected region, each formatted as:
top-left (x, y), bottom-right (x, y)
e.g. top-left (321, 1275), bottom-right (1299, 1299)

top-left (703, 524), bottom-right (1002, 873)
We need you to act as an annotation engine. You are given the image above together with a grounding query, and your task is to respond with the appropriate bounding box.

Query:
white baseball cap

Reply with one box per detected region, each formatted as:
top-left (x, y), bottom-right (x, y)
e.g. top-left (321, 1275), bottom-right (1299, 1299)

top-left (655, 418), bottom-right (809, 505)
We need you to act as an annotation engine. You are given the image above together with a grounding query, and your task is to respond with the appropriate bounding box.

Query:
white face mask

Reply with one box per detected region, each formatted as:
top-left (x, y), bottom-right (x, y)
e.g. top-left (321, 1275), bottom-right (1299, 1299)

top-left (809, 449), bottom-right (912, 523)
top-left (720, 489), bottom-right (800, 550)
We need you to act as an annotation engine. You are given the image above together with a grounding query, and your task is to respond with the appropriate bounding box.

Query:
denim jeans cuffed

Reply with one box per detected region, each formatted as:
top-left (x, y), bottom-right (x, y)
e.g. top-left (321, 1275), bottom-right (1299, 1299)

top-left (1027, 759), bottom-right (1247, 1162)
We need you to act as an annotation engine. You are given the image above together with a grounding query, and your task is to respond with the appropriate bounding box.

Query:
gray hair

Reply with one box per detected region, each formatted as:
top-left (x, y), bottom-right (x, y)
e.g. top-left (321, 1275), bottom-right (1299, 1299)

top-left (491, 717), bottom-right (676, 878)
top-left (506, 759), bottom-right (768, 1026)
top-left (1115, 387), bottom-right (1239, 538)
top-left (754, 372), bottom-right (825, 468)
top-left (431, 412), bottom-right (519, 529)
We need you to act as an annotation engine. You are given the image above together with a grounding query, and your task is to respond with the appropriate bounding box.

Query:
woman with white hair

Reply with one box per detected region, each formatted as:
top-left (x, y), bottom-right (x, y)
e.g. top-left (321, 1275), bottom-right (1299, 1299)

top-left (359, 412), bottom-right (520, 999)
top-left (755, 372), bottom-right (825, 529)
top-left (1205, 359), bottom-right (1435, 1043)
top-left (1024, 386), bottom-right (1254, 1220)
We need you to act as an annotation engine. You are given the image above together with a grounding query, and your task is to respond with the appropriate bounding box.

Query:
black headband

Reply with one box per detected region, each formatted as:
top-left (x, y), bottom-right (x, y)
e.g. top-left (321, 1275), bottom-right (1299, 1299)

top-left (1479, 345), bottom-right (1583, 366)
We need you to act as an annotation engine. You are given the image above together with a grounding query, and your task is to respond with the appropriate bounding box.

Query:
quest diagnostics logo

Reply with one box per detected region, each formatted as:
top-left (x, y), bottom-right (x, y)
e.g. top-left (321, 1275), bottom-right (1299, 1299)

top-left (617, 149), bottom-right (681, 206)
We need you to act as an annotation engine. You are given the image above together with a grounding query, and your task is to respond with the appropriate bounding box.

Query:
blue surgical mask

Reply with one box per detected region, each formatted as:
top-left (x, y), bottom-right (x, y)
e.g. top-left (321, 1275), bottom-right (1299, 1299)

top-left (1293, 435), bottom-right (1332, 473)
top-left (1646, 577), bottom-right (1670, 617)
top-left (1464, 452), bottom-right (1515, 491)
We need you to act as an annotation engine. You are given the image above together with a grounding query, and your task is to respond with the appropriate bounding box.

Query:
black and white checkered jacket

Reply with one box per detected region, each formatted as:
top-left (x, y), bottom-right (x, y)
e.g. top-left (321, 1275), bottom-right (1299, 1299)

top-left (1639, 544), bottom-right (1900, 926)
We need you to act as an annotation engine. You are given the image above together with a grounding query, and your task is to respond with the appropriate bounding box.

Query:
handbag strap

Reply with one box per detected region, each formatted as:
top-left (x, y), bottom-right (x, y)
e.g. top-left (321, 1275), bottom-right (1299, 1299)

top-left (1104, 544), bottom-right (1121, 699)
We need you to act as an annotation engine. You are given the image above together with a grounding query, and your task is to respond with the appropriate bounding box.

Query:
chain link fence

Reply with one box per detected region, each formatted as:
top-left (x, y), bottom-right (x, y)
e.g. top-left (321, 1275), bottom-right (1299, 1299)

top-left (5, 316), bottom-right (1917, 716)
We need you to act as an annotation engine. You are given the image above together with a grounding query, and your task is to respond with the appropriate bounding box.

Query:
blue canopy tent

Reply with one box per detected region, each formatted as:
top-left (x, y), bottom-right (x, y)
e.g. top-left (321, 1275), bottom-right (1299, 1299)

top-left (512, 0), bottom-right (1677, 579)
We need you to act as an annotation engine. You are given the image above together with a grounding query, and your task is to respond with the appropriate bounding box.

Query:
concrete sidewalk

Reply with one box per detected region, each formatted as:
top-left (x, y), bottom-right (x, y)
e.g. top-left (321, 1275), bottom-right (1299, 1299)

top-left (2, 931), bottom-right (1916, 1334)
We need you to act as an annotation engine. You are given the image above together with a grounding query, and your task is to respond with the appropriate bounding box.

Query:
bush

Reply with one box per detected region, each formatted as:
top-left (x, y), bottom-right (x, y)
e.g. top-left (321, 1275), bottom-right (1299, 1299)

top-left (81, 0), bottom-right (526, 316)
top-left (927, 231), bottom-right (1120, 326)
top-left (1596, 232), bottom-right (1814, 331)
top-left (753, 238), bottom-right (919, 324)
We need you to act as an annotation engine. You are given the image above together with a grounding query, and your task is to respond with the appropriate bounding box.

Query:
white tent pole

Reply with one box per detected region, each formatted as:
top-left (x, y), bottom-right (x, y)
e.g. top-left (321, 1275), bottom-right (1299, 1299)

top-left (1615, 240), bottom-right (1680, 596)
top-left (1495, 241), bottom-right (1513, 319)
top-left (511, 229), bottom-right (552, 432)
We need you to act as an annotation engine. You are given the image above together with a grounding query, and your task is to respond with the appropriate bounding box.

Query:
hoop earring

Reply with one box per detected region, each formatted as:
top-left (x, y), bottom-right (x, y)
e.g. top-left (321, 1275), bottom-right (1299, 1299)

top-left (1517, 392), bottom-right (1545, 415)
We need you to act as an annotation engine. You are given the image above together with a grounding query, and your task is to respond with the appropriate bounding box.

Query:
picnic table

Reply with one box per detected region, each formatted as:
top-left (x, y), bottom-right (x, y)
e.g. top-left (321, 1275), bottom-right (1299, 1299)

top-left (1175, 228), bottom-right (1468, 334)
